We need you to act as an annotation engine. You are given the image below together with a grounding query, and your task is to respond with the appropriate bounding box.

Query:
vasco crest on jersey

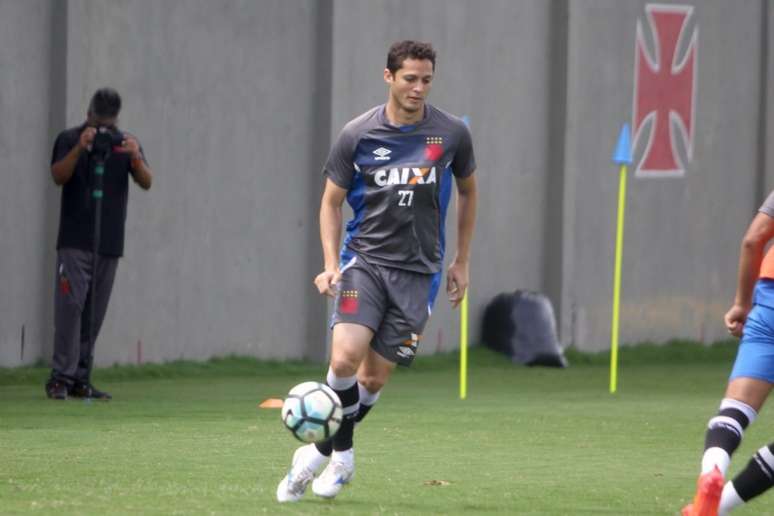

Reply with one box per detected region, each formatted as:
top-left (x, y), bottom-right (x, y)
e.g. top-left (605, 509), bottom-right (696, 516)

top-left (424, 136), bottom-right (444, 162)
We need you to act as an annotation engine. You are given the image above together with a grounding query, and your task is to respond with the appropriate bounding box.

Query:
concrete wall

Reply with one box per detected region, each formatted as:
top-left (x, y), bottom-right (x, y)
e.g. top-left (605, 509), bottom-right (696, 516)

top-left (0, 0), bottom-right (772, 367)
top-left (562, 0), bottom-right (765, 350)
top-left (0, 1), bottom-right (59, 366)
top-left (64, 0), bottom-right (333, 365)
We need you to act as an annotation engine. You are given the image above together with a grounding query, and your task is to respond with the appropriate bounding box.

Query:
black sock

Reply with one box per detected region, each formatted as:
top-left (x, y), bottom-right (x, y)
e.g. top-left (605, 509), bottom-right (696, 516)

top-left (733, 443), bottom-right (774, 502)
top-left (315, 400), bottom-right (375, 456)
top-left (356, 402), bottom-right (374, 423)
top-left (315, 439), bottom-right (333, 456)
top-left (704, 401), bottom-right (754, 456)
top-left (321, 370), bottom-right (359, 452)
top-left (332, 381), bottom-right (358, 451)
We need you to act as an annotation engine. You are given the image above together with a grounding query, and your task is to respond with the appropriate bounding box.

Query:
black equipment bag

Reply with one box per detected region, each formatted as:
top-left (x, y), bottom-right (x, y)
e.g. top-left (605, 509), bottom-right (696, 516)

top-left (481, 290), bottom-right (567, 367)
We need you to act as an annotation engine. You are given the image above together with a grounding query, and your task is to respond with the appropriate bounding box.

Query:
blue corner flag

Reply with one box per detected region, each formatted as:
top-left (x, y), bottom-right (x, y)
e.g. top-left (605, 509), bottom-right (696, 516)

top-left (613, 124), bottom-right (632, 165)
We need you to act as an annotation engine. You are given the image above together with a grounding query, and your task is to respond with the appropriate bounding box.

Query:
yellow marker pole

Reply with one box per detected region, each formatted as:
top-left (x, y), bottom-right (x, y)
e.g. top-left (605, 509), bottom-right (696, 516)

top-left (610, 163), bottom-right (628, 394)
top-left (460, 290), bottom-right (468, 399)
top-left (459, 114), bottom-right (472, 401)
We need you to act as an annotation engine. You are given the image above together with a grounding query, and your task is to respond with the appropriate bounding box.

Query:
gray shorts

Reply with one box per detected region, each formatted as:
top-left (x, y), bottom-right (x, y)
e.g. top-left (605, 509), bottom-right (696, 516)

top-left (331, 254), bottom-right (439, 366)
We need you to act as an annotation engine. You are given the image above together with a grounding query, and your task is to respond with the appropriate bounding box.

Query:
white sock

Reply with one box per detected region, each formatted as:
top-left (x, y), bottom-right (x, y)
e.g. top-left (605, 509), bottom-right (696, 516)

top-left (718, 481), bottom-right (744, 515)
top-left (702, 447), bottom-right (731, 475)
top-left (326, 368), bottom-right (357, 391)
top-left (331, 448), bottom-right (354, 466)
top-left (302, 443), bottom-right (329, 471)
top-left (357, 382), bottom-right (381, 406)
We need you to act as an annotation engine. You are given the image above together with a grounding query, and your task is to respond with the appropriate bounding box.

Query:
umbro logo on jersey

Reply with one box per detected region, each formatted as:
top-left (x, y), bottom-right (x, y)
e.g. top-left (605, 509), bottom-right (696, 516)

top-left (373, 147), bottom-right (392, 161)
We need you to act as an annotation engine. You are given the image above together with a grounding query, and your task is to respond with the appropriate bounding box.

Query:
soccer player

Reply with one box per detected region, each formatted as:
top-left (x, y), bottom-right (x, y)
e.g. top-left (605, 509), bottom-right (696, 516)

top-left (683, 191), bottom-right (774, 515)
top-left (276, 40), bottom-right (477, 502)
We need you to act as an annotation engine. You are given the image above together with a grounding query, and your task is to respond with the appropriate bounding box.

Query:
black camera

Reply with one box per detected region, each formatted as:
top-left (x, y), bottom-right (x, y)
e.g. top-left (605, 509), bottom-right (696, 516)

top-left (90, 126), bottom-right (124, 160)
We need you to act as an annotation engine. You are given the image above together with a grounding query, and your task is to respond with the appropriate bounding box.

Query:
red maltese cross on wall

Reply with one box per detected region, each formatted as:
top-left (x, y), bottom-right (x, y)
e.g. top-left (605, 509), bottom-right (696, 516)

top-left (633, 4), bottom-right (697, 177)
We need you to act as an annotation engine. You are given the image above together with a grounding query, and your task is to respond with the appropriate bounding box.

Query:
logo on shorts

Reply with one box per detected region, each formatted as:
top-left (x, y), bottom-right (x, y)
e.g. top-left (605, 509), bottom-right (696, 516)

top-left (397, 333), bottom-right (421, 359)
top-left (339, 289), bottom-right (359, 314)
top-left (373, 147), bottom-right (392, 161)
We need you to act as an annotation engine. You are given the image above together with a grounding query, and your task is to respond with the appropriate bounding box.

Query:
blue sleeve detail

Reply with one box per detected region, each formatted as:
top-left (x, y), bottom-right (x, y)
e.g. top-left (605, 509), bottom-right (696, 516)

top-left (427, 270), bottom-right (443, 312)
top-left (437, 166), bottom-right (454, 261)
top-left (342, 171), bottom-right (367, 254)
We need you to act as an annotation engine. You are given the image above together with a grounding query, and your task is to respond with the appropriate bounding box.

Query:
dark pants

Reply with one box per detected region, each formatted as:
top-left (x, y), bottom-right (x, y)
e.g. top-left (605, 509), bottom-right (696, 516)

top-left (50, 248), bottom-right (118, 386)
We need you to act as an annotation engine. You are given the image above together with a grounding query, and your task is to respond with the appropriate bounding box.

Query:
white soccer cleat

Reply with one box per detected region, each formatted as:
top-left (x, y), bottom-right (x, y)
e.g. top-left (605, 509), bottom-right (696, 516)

top-left (276, 444), bottom-right (327, 503)
top-left (312, 449), bottom-right (355, 499)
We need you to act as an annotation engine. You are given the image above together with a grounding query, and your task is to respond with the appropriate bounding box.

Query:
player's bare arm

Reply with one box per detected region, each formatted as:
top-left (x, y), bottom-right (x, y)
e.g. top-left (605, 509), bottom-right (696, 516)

top-left (726, 212), bottom-right (774, 336)
top-left (315, 179), bottom-right (347, 297)
top-left (447, 172), bottom-right (477, 308)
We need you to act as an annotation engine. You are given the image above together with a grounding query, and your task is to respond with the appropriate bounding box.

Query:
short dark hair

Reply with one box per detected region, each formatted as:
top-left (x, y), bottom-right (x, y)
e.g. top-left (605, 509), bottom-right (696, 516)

top-left (386, 41), bottom-right (436, 74)
top-left (89, 87), bottom-right (122, 118)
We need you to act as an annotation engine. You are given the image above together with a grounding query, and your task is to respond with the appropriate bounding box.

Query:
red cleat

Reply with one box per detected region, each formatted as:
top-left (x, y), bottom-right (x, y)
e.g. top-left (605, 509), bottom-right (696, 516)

top-left (684, 466), bottom-right (724, 516)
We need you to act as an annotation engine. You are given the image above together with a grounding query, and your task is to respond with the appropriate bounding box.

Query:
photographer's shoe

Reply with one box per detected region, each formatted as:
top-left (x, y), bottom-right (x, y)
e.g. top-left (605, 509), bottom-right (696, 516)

top-left (70, 383), bottom-right (112, 400)
top-left (45, 380), bottom-right (68, 400)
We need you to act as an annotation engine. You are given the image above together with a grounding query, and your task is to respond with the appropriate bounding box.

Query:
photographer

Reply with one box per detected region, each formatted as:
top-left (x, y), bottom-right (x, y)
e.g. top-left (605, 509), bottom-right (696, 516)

top-left (45, 87), bottom-right (152, 400)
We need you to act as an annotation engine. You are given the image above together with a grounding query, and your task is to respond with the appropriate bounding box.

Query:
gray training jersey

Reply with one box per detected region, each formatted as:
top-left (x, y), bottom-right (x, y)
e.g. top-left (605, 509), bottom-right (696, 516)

top-left (323, 104), bottom-right (476, 274)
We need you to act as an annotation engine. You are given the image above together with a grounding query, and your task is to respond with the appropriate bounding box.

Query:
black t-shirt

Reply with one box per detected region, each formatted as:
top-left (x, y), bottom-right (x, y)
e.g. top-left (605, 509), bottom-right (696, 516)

top-left (51, 124), bottom-right (145, 257)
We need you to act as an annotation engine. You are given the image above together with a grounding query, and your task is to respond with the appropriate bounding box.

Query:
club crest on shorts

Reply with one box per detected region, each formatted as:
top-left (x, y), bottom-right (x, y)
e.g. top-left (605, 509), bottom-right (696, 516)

top-left (397, 332), bottom-right (421, 358)
top-left (339, 289), bottom-right (359, 314)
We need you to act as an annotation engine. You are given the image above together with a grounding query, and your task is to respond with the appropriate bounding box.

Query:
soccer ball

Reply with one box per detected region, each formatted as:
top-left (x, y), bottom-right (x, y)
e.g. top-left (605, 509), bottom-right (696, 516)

top-left (281, 381), bottom-right (342, 443)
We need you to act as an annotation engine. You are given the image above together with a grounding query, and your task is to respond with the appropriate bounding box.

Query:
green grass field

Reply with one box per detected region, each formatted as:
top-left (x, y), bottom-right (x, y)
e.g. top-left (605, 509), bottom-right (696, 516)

top-left (2, 343), bottom-right (774, 515)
